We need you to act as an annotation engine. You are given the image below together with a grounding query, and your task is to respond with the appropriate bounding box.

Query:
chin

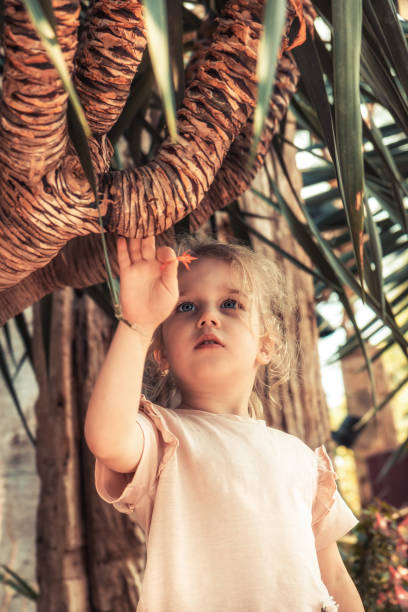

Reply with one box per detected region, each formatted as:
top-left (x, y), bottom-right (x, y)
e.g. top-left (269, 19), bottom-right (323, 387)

top-left (183, 366), bottom-right (248, 387)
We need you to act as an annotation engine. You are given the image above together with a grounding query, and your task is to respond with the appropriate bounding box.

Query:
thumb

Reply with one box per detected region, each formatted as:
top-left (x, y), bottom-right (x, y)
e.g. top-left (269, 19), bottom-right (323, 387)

top-left (161, 257), bottom-right (179, 295)
top-left (156, 245), bottom-right (176, 266)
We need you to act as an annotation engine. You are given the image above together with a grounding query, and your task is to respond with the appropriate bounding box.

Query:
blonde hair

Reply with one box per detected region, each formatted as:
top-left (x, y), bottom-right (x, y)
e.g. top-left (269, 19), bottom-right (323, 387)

top-left (143, 235), bottom-right (292, 419)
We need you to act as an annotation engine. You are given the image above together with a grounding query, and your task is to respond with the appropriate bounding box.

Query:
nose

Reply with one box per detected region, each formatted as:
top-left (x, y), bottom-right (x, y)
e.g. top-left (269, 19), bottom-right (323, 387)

top-left (197, 307), bottom-right (220, 328)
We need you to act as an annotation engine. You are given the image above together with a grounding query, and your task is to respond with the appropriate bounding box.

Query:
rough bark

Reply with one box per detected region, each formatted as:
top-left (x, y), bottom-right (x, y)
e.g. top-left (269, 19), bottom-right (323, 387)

top-left (73, 0), bottom-right (147, 135)
top-left (189, 51), bottom-right (299, 230)
top-left (33, 290), bottom-right (90, 611)
top-left (0, 0), bottom-right (315, 300)
top-left (33, 289), bottom-right (145, 610)
top-left (0, 39), bottom-right (300, 326)
top-left (0, 0), bottom-right (79, 182)
top-left (190, 3), bottom-right (316, 228)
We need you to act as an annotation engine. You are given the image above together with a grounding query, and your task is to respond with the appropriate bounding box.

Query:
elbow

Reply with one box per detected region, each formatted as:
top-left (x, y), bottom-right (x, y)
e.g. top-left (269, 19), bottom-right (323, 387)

top-left (84, 408), bottom-right (104, 460)
top-left (327, 570), bottom-right (365, 611)
top-left (84, 424), bottom-right (98, 459)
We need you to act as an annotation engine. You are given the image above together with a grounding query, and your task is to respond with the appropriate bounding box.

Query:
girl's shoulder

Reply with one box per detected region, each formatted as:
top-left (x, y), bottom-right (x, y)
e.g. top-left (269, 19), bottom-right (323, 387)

top-left (264, 426), bottom-right (329, 477)
top-left (140, 394), bottom-right (168, 415)
top-left (265, 425), bottom-right (329, 461)
top-left (138, 395), bottom-right (180, 438)
top-left (265, 425), bottom-right (314, 454)
top-left (139, 395), bottom-right (190, 428)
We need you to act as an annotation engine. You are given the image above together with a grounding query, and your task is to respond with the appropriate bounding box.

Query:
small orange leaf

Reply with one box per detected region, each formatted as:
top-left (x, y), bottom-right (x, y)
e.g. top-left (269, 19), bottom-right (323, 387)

top-left (160, 251), bottom-right (198, 271)
top-left (177, 251), bottom-right (198, 270)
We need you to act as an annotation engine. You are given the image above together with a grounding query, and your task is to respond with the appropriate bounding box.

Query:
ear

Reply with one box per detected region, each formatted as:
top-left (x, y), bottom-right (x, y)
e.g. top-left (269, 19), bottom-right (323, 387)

top-left (256, 335), bottom-right (273, 366)
top-left (153, 348), bottom-right (169, 371)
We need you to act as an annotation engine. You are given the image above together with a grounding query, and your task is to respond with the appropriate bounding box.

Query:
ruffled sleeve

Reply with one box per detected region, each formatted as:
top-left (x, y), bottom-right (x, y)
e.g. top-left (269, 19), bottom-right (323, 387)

top-left (95, 395), bottom-right (179, 523)
top-left (312, 445), bottom-right (359, 552)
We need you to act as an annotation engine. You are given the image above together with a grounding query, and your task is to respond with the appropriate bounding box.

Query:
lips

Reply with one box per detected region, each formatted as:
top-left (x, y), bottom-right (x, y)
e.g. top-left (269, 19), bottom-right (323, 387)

top-left (194, 334), bottom-right (224, 349)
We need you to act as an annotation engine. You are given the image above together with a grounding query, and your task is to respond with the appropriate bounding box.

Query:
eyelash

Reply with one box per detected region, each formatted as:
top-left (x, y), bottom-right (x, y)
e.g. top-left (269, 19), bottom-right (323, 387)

top-left (175, 298), bottom-right (244, 313)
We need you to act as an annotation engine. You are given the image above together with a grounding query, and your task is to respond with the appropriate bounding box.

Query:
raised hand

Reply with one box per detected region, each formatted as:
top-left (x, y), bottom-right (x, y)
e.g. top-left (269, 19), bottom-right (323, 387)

top-left (116, 236), bottom-right (179, 334)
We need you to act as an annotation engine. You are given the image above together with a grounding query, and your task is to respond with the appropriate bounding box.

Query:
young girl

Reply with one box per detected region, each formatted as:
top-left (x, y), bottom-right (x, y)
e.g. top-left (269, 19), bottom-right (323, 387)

top-left (85, 235), bottom-right (365, 612)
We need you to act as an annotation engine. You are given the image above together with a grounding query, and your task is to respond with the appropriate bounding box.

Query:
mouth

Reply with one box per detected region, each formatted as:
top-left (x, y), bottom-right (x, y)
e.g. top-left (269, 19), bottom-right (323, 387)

top-left (194, 335), bottom-right (224, 349)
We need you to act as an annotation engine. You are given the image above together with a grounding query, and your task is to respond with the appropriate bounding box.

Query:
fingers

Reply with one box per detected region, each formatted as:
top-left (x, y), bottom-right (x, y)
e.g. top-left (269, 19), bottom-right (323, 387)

top-left (117, 236), bottom-right (131, 271)
top-left (141, 235), bottom-right (156, 261)
top-left (128, 236), bottom-right (155, 263)
top-left (160, 257), bottom-right (179, 295)
top-left (118, 236), bottom-right (156, 268)
top-left (156, 245), bottom-right (176, 266)
top-left (128, 237), bottom-right (142, 264)
top-left (156, 246), bottom-right (178, 293)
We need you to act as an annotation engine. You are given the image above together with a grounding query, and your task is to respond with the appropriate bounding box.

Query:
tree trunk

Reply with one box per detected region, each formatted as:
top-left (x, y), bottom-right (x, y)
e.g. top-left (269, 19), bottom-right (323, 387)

top-left (33, 289), bottom-right (145, 610)
top-left (341, 342), bottom-right (398, 507)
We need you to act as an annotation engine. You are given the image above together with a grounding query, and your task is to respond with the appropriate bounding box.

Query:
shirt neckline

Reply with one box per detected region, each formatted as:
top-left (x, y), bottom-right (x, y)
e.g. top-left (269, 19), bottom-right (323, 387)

top-left (173, 407), bottom-right (266, 425)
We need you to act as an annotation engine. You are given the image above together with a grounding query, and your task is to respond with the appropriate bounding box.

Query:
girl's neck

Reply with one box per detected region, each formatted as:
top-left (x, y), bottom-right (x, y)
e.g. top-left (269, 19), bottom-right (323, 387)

top-left (176, 387), bottom-right (252, 417)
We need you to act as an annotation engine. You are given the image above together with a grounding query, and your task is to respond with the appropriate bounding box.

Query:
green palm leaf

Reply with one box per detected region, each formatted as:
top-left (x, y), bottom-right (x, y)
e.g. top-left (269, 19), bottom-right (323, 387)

top-left (0, 565), bottom-right (39, 601)
top-left (251, 0), bottom-right (286, 161)
top-left (142, 0), bottom-right (178, 142)
top-left (0, 342), bottom-right (36, 446)
top-left (332, 0), bottom-right (365, 288)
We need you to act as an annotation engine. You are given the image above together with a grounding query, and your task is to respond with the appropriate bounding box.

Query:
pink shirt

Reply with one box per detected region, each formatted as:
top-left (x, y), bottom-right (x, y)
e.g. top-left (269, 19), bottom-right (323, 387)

top-left (95, 395), bottom-right (358, 611)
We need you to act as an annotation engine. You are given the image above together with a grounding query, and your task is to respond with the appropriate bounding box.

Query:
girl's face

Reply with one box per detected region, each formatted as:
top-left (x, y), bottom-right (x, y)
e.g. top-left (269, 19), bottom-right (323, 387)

top-left (159, 257), bottom-right (271, 393)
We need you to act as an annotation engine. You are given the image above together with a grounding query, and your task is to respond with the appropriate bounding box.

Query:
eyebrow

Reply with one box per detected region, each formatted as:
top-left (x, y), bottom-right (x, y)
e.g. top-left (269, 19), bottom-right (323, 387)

top-left (178, 287), bottom-right (248, 298)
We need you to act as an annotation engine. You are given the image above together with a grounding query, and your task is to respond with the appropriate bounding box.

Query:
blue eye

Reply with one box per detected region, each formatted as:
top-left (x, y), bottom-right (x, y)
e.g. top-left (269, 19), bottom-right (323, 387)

top-left (176, 302), bottom-right (196, 313)
top-left (222, 298), bottom-right (239, 309)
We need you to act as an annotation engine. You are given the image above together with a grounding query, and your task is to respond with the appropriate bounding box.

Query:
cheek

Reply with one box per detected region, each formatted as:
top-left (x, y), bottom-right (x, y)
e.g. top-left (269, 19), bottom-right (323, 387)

top-left (161, 320), bottom-right (183, 358)
top-left (239, 310), bottom-right (261, 340)
top-left (158, 318), bottom-right (175, 355)
top-left (160, 329), bottom-right (170, 359)
top-left (251, 311), bottom-right (263, 336)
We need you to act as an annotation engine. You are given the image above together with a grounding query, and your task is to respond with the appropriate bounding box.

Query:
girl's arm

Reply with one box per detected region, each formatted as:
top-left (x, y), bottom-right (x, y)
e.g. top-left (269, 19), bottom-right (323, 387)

top-left (84, 236), bottom-right (178, 474)
top-left (85, 321), bottom-right (153, 474)
top-left (317, 542), bottom-right (365, 611)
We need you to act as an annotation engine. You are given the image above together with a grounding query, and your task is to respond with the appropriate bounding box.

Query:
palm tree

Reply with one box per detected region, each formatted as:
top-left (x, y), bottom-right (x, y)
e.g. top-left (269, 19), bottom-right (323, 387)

top-left (1, 0), bottom-right (407, 608)
top-left (0, 0), bottom-right (310, 316)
